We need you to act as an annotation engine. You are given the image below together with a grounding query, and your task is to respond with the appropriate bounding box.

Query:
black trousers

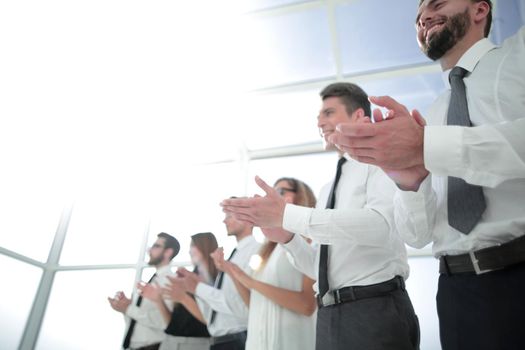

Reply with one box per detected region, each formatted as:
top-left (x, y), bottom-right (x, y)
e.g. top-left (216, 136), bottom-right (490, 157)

top-left (437, 262), bottom-right (525, 350)
top-left (316, 289), bottom-right (419, 350)
top-left (210, 335), bottom-right (246, 350)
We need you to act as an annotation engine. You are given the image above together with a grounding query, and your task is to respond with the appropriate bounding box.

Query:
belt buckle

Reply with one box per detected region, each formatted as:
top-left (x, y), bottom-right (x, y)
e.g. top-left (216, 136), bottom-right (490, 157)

top-left (469, 251), bottom-right (492, 275)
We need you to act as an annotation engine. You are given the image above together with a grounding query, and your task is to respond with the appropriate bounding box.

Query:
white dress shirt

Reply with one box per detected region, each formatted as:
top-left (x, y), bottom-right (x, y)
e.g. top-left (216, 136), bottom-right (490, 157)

top-left (195, 235), bottom-right (261, 337)
top-left (395, 26), bottom-right (525, 257)
top-left (125, 265), bottom-right (174, 348)
top-left (282, 154), bottom-right (409, 291)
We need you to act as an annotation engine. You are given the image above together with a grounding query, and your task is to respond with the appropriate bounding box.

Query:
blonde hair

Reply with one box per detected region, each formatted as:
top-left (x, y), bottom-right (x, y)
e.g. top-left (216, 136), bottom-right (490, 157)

top-left (258, 178), bottom-right (316, 268)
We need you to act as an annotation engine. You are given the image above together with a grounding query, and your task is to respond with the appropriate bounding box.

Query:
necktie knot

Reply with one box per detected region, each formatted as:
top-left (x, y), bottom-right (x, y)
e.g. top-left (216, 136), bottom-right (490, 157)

top-left (449, 66), bottom-right (468, 83)
top-left (337, 156), bottom-right (347, 170)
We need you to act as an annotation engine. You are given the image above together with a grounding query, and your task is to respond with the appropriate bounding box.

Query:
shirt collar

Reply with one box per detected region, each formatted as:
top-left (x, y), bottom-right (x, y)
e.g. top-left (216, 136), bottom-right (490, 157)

top-left (441, 38), bottom-right (497, 88)
top-left (156, 264), bottom-right (172, 276)
top-left (236, 234), bottom-right (255, 250)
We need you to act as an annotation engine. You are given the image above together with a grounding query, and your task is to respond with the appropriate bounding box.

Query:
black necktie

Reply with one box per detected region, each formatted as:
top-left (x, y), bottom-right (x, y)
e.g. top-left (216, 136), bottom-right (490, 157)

top-left (446, 67), bottom-right (486, 234)
top-left (122, 273), bottom-right (157, 349)
top-left (209, 248), bottom-right (237, 324)
top-left (318, 157), bottom-right (347, 298)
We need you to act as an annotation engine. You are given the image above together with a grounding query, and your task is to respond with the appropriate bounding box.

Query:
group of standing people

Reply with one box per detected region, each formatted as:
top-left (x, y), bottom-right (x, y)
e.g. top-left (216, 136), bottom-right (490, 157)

top-left (111, 1), bottom-right (524, 349)
top-left (109, 177), bottom-right (319, 350)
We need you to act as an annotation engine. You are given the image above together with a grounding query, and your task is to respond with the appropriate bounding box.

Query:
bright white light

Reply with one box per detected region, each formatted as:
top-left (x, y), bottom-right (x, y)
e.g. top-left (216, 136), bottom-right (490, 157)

top-left (249, 254), bottom-right (263, 271)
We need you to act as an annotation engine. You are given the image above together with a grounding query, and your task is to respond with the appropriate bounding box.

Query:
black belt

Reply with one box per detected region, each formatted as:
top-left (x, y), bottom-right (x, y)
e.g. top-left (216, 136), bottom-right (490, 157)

top-left (316, 276), bottom-right (405, 308)
top-left (210, 331), bottom-right (247, 346)
top-left (439, 235), bottom-right (525, 275)
top-left (130, 344), bottom-right (160, 350)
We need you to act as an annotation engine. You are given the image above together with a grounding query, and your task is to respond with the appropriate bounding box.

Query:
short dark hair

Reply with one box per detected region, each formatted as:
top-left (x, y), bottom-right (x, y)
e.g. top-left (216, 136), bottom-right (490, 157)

top-left (157, 232), bottom-right (180, 260)
top-left (418, 0), bottom-right (492, 37)
top-left (320, 82), bottom-right (371, 117)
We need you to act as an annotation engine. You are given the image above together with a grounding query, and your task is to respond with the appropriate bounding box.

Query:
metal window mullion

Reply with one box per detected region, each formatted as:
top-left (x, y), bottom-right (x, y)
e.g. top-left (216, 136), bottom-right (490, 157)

top-left (18, 204), bottom-right (73, 350)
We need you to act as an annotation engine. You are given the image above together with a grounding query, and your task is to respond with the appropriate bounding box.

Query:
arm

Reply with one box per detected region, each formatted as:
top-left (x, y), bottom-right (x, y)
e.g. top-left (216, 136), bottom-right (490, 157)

top-left (211, 248), bottom-right (252, 307)
top-left (283, 166), bottom-right (396, 247)
top-left (137, 282), bottom-right (172, 325)
top-left (229, 271), bottom-right (251, 307)
top-left (194, 279), bottom-right (247, 316)
top-left (125, 299), bottom-right (172, 330)
top-left (252, 276), bottom-right (316, 316)
top-left (425, 119), bottom-right (525, 188)
top-left (232, 262), bottom-right (315, 316)
top-left (281, 233), bottom-right (317, 280)
top-left (163, 275), bottom-right (207, 325)
top-left (179, 294), bottom-right (207, 325)
top-left (393, 174), bottom-right (438, 248)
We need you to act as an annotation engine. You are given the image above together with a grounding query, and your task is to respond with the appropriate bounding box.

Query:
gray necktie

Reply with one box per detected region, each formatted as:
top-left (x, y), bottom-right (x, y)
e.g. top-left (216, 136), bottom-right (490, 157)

top-left (446, 67), bottom-right (486, 234)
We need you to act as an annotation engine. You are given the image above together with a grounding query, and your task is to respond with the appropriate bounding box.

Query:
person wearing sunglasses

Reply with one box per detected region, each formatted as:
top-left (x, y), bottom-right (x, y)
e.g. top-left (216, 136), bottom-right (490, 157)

top-left (108, 232), bottom-right (180, 350)
top-left (214, 177), bottom-right (317, 350)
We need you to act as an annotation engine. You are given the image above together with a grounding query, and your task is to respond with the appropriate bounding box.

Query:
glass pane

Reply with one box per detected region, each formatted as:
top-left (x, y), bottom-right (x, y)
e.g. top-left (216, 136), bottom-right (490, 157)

top-left (358, 72), bottom-right (445, 116)
top-left (0, 255), bottom-right (42, 349)
top-left (0, 188), bottom-right (64, 262)
top-left (241, 89), bottom-right (324, 149)
top-left (406, 256), bottom-right (441, 350)
top-left (242, 0), bottom-right (314, 12)
top-left (36, 269), bottom-right (136, 350)
top-left (148, 162), bottom-right (244, 262)
top-left (60, 193), bottom-right (148, 265)
top-left (240, 7), bottom-right (336, 89)
top-left (336, 0), bottom-right (428, 75)
top-left (491, 0), bottom-right (525, 44)
top-left (247, 152), bottom-right (338, 198)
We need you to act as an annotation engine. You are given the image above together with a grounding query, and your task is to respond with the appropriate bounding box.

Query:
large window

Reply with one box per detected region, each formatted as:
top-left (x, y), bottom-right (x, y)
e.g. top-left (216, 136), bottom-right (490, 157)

top-left (1, 1), bottom-right (523, 349)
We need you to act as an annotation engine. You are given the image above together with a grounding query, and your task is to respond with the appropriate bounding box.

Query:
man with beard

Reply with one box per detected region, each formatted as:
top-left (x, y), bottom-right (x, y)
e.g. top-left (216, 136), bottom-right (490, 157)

top-left (109, 232), bottom-right (180, 350)
top-left (329, 1), bottom-right (525, 350)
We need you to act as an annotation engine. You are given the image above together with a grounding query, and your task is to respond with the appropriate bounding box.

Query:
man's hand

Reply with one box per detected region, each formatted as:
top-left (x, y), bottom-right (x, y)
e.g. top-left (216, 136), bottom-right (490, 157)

top-left (329, 96), bottom-right (425, 170)
top-left (175, 267), bottom-right (200, 294)
top-left (210, 248), bottom-right (226, 272)
top-left (107, 291), bottom-right (131, 313)
top-left (220, 176), bottom-right (286, 228)
top-left (371, 105), bottom-right (430, 191)
top-left (164, 276), bottom-right (188, 302)
top-left (261, 227), bottom-right (294, 244)
top-left (137, 282), bottom-right (162, 303)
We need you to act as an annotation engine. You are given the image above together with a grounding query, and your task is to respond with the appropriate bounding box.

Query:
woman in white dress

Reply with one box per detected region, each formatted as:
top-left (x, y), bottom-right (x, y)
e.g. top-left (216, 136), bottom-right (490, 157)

top-left (216, 178), bottom-right (317, 350)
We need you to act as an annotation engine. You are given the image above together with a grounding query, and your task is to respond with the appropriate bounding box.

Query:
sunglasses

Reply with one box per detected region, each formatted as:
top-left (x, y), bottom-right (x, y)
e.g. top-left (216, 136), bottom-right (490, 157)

top-left (276, 187), bottom-right (296, 196)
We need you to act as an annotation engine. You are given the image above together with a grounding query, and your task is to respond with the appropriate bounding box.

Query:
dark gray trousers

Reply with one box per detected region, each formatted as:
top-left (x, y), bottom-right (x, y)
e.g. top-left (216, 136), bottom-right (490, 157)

top-left (437, 262), bottom-right (525, 350)
top-left (316, 289), bottom-right (419, 350)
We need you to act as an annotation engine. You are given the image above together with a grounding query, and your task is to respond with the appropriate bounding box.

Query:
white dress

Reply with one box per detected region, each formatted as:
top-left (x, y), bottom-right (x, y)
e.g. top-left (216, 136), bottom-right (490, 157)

top-left (245, 244), bottom-right (316, 350)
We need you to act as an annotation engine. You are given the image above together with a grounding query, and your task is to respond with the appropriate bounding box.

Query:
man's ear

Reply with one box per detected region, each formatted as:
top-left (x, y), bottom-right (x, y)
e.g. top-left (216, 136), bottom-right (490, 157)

top-left (473, 1), bottom-right (490, 25)
top-left (164, 247), bottom-right (174, 261)
top-left (351, 108), bottom-right (365, 120)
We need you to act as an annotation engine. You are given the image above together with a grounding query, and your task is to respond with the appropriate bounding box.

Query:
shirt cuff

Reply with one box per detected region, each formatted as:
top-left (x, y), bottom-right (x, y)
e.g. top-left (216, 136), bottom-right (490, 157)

top-left (396, 172), bottom-right (432, 208)
top-left (283, 203), bottom-right (313, 236)
top-left (281, 231), bottom-right (303, 255)
top-left (425, 125), bottom-right (463, 176)
top-left (194, 282), bottom-right (211, 300)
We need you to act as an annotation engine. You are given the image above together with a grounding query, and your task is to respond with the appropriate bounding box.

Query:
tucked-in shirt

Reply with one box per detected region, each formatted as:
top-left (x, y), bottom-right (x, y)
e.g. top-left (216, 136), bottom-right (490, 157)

top-left (194, 235), bottom-right (261, 337)
top-left (125, 265), bottom-right (174, 348)
top-left (282, 154), bottom-right (409, 291)
top-left (395, 27), bottom-right (525, 257)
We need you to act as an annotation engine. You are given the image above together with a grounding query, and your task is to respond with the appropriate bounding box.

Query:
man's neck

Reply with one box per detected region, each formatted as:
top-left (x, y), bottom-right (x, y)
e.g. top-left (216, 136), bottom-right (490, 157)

top-left (440, 32), bottom-right (485, 70)
top-left (235, 231), bottom-right (252, 243)
top-left (155, 261), bottom-right (169, 271)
